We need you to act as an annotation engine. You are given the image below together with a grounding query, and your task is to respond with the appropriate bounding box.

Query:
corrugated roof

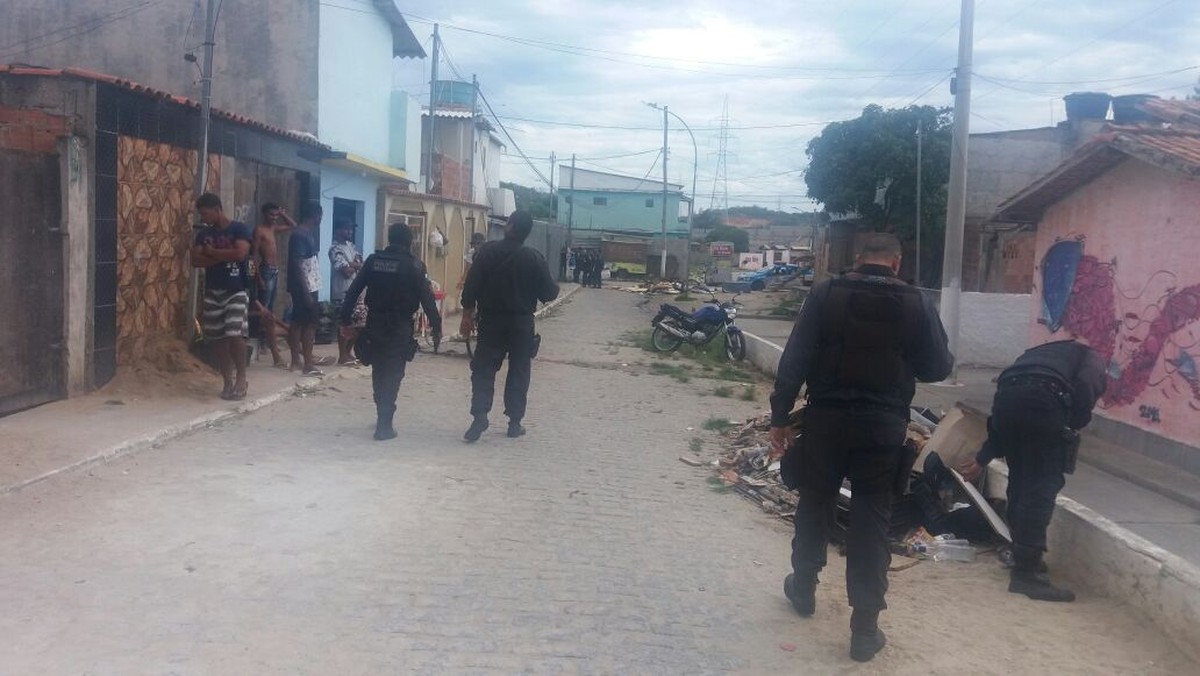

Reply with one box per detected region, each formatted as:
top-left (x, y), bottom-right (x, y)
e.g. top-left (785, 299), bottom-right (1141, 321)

top-left (0, 65), bottom-right (330, 149)
top-left (996, 126), bottom-right (1200, 222)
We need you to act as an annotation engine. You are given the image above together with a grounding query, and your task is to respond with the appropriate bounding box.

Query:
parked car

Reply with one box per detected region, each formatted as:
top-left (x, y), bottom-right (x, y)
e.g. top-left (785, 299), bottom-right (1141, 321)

top-left (742, 263), bottom-right (799, 291)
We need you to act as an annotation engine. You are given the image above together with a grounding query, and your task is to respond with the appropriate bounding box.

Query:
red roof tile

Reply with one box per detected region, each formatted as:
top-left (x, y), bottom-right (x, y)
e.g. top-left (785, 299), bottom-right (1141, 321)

top-left (0, 64), bottom-right (329, 149)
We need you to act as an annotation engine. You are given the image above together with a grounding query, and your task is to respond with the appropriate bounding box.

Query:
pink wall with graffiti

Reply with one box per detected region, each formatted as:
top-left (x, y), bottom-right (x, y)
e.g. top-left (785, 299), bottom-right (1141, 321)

top-left (1031, 158), bottom-right (1200, 447)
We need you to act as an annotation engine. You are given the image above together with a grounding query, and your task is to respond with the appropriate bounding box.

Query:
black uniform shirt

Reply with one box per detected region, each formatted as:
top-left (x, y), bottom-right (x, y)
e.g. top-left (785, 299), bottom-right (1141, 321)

top-left (1000, 339), bottom-right (1108, 429)
top-left (769, 264), bottom-right (954, 427)
top-left (462, 239), bottom-right (560, 316)
top-left (339, 246), bottom-right (441, 333)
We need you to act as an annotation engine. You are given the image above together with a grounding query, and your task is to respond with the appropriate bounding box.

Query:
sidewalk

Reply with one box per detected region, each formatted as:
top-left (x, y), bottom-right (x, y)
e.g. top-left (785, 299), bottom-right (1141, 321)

top-left (915, 367), bottom-right (1200, 568)
top-left (0, 342), bottom-right (369, 495)
top-left (0, 285), bottom-right (581, 496)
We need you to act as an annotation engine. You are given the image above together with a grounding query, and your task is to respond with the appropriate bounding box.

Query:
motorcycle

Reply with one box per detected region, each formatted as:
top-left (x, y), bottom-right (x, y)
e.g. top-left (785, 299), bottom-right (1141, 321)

top-left (650, 292), bottom-right (746, 361)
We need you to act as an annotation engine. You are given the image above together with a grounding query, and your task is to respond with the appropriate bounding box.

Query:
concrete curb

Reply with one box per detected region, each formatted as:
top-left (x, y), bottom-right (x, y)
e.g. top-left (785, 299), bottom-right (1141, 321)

top-left (741, 329), bottom-right (1200, 662)
top-left (741, 331), bottom-right (784, 378)
top-left (535, 284), bottom-right (582, 319)
top-left (1034, 475), bottom-right (1200, 663)
top-left (0, 369), bottom-right (364, 497)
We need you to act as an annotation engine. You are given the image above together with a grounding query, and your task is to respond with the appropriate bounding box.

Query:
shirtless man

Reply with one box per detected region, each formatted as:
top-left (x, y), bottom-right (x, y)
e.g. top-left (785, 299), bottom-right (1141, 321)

top-left (252, 202), bottom-right (295, 367)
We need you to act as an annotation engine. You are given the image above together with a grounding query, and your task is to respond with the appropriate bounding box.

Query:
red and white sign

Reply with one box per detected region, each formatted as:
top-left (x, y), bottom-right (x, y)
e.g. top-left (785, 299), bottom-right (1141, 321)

top-left (709, 242), bottom-right (734, 258)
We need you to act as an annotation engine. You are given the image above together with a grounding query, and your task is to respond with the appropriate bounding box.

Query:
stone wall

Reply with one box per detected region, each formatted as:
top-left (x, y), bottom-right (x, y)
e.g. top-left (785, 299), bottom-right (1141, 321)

top-left (115, 136), bottom-right (219, 365)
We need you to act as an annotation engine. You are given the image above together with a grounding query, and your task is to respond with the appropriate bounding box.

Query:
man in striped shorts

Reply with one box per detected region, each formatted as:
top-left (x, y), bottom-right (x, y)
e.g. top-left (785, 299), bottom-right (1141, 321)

top-left (191, 193), bottom-right (253, 400)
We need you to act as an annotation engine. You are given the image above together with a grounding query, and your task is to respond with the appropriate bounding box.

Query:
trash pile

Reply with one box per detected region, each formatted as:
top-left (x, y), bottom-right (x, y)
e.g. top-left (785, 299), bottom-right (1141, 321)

top-left (693, 405), bottom-right (1012, 563)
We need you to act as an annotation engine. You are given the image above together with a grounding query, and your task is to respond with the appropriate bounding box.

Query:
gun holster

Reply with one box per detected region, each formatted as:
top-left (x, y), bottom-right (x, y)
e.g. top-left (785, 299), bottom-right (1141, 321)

top-left (1061, 428), bottom-right (1081, 475)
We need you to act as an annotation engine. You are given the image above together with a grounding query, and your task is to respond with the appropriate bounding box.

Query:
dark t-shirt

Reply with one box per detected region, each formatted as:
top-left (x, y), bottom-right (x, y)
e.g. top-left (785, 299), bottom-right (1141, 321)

top-left (288, 229), bottom-right (318, 296)
top-left (194, 221), bottom-right (252, 292)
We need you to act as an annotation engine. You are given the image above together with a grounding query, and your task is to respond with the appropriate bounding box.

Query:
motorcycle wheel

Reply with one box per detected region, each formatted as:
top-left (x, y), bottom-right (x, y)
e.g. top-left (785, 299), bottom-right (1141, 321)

top-left (651, 325), bottom-right (684, 352)
top-left (726, 331), bottom-right (747, 361)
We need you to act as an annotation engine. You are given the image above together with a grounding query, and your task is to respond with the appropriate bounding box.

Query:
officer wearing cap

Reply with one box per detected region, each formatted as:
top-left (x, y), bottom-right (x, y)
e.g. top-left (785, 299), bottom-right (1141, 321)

top-left (960, 338), bottom-right (1106, 602)
top-left (339, 222), bottom-right (441, 441)
top-left (768, 233), bottom-right (953, 662)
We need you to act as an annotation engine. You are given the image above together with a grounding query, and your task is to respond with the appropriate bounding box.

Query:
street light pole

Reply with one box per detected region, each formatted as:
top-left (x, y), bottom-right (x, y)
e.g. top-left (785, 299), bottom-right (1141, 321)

top-left (915, 120), bottom-right (923, 287)
top-left (660, 106), bottom-right (669, 280)
top-left (939, 0), bottom-right (975, 383)
top-left (647, 103), bottom-right (697, 289)
top-left (186, 0), bottom-right (218, 340)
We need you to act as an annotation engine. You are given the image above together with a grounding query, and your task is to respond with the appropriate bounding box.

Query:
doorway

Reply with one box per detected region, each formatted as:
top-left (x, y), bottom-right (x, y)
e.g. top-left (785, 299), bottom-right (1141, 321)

top-left (332, 197), bottom-right (365, 250)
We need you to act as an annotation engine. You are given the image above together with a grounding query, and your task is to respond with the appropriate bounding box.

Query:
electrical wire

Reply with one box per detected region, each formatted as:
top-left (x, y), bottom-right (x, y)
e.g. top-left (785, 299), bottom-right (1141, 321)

top-left (477, 86), bottom-right (554, 189)
top-left (0, 0), bottom-right (168, 58)
top-left (497, 114), bottom-right (832, 132)
top-left (401, 12), bottom-right (950, 75)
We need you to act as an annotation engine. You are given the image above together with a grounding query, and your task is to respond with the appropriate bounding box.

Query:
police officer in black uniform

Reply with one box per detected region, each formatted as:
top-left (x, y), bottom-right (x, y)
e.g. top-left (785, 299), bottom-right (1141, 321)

top-left (460, 211), bottom-right (559, 442)
top-left (960, 339), bottom-right (1106, 602)
top-left (339, 222), bottom-right (441, 441)
top-left (768, 233), bottom-right (953, 662)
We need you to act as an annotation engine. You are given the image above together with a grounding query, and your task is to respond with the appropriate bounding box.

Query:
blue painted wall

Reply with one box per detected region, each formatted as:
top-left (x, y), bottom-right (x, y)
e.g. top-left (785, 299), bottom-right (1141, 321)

top-left (556, 189), bottom-right (687, 235)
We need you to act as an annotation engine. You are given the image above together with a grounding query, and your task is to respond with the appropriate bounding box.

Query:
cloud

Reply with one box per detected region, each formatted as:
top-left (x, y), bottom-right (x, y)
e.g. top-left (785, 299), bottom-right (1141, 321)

top-left (395, 0), bottom-right (1200, 211)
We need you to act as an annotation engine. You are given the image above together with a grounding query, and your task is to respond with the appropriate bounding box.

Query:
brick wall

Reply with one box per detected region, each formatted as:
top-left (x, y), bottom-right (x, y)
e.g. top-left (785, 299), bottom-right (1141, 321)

top-left (0, 107), bottom-right (69, 154)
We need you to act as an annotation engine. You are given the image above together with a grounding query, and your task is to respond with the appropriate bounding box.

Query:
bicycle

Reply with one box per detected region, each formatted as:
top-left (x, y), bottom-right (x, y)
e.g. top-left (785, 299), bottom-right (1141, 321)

top-left (415, 283), bottom-right (445, 353)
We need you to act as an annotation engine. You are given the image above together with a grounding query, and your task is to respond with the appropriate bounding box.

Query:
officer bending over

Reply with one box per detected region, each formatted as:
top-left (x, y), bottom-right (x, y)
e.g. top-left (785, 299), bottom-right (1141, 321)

top-left (960, 339), bottom-right (1106, 602)
top-left (339, 223), bottom-right (441, 441)
top-left (460, 211), bottom-right (559, 442)
top-left (768, 233), bottom-right (953, 662)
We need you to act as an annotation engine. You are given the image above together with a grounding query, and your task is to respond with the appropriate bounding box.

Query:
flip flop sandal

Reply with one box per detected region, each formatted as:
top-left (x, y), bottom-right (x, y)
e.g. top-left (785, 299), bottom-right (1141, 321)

top-left (230, 384), bottom-right (248, 401)
top-left (303, 368), bottom-right (325, 377)
top-left (314, 356), bottom-right (336, 366)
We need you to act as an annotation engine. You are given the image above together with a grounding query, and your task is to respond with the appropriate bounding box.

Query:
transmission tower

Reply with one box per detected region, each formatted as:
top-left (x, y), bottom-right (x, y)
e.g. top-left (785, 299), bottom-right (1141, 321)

top-left (709, 96), bottom-right (731, 219)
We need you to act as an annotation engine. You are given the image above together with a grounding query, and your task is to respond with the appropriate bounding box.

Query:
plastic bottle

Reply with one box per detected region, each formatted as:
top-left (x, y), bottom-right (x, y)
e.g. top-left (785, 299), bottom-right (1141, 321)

top-left (929, 542), bottom-right (976, 562)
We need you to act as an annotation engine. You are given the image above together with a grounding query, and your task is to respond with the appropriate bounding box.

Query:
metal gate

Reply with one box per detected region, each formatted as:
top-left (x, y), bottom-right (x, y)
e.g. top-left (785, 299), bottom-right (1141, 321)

top-left (0, 149), bottom-right (64, 415)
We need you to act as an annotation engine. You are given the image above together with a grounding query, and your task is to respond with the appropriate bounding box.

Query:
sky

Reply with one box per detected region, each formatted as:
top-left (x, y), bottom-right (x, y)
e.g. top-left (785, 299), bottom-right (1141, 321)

top-left (383, 0), bottom-right (1200, 213)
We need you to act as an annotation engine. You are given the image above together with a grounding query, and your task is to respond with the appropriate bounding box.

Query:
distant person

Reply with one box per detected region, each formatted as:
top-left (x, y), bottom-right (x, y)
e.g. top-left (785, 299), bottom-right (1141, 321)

top-left (460, 210), bottom-right (559, 442)
top-left (591, 249), bottom-right (605, 288)
top-left (329, 219), bottom-right (365, 366)
top-left (190, 193), bottom-right (254, 400)
top-left (459, 231), bottom-right (487, 290)
top-left (960, 339), bottom-right (1106, 603)
top-left (572, 248), bottom-right (583, 284)
top-left (769, 233), bottom-right (953, 662)
top-left (288, 203), bottom-right (324, 376)
top-left (252, 202), bottom-right (294, 368)
top-left (559, 245), bottom-right (569, 281)
top-left (339, 223), bottom-right (441, 441)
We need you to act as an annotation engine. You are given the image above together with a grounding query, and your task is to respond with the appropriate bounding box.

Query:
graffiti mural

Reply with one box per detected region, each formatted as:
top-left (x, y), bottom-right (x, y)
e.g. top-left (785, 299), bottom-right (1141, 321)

top-left (1038, 237), bottom-right (1200, 416)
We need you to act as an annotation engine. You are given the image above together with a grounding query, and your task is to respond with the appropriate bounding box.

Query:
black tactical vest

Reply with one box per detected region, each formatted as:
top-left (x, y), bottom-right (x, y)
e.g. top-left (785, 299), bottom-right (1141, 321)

top-left (809, 273), bottom-right (924, 402)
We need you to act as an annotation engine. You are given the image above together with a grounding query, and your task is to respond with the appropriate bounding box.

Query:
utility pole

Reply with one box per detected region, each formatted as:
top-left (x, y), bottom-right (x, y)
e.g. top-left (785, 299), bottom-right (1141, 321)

top-left (660, 105), bottom-right (669, 280)
top-left (915, 120), bottom-right (923, 287)
top-left (425, 24), bottom-right (440, 194)
top-left (467, 73), bottom-right (477, 203)
top-left (939, 0), bottom-right (975, 382)
top-left (549, 152), bottom-right (557, 223)
top-left (186, 0), bottom-right (218, 340)
top-left (567, 153), bottom-right (576, 247)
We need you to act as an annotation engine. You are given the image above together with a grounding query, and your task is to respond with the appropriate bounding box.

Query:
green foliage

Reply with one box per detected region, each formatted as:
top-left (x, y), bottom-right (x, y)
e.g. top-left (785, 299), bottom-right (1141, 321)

top-left (805, 104), bottom-right (953, 286)
top-left (740, 385), bottom-right (757, 401)
top-left (501, 181), bottom-right (554, 220)
top-left (703, 225), bottom-right (751, 253)
top-left (689, 437), bottom-right (704, 454)
top-left (713, 385), bottom-right (734, 398)
top-left (703, 417), bottom-right (736, 432)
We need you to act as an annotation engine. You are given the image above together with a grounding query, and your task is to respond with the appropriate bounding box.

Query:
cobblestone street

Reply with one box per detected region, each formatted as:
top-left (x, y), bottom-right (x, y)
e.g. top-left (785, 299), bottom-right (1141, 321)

top-left (0, 290), bottom-right (1193, 674)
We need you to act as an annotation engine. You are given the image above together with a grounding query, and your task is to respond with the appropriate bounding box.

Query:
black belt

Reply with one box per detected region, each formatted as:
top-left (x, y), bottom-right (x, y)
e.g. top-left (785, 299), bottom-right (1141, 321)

top-left (807, 400), bottom-right (908, 420)
top-left (999, 374), bottom-right (1073, 406)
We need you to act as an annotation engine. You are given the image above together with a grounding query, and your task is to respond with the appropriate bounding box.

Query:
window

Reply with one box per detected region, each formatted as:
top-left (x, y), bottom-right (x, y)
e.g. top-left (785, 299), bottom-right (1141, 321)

top-left (593, 196), bottom-right (608, 206)
top-left (645, 198), bottom-right (655, 208)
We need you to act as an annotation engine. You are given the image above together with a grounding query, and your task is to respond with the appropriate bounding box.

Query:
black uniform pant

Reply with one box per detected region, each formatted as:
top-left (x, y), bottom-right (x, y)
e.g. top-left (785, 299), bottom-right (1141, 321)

top-left (367, 316), bottom-right (412, 423)
top-left (789, 408), bottom-right (908, 612)
top-left (991, 384), bottom-right (1069, 552)
top-left (470, 314), bottom-right (535, 423)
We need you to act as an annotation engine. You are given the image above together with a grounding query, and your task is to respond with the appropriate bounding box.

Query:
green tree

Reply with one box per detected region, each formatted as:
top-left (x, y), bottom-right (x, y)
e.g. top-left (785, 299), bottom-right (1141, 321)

top-left (501, 181), bottom-right (554, 220)
top-left (693, 209), bottom-right (723, 230)
top-left (703, 225), bottom-right (750, 253)
top-left (805, 105), bottom-right (952, 286)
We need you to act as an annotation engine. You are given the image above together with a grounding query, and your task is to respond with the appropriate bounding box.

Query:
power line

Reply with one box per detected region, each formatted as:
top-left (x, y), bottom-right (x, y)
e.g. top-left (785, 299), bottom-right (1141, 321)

top-left (976, 64), bottom-right (1199, 87)
top-left (0, 0), bottom-right (168, 58)
top-left (495, 114), bottom-right (832, 132)
top-left (401, 13), bottom-right (950, 76)
top-left (477, 86), bottom-right (553, 190)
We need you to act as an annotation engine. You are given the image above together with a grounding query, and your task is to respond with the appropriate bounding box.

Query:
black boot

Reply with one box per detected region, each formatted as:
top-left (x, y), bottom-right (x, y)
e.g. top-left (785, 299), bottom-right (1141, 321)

top-left (783, 572), bottom-right (817, 617)
top-left (373, 409), bottom-right (397, 441)
top-left (1009, 546), bottom-right (1075, 602)
top-left (849, 609), bottom-right (886, 662)
top-left (507, 421), bottom-right (527, 438)
top-left (464, 416), bottom-right (489, 443)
